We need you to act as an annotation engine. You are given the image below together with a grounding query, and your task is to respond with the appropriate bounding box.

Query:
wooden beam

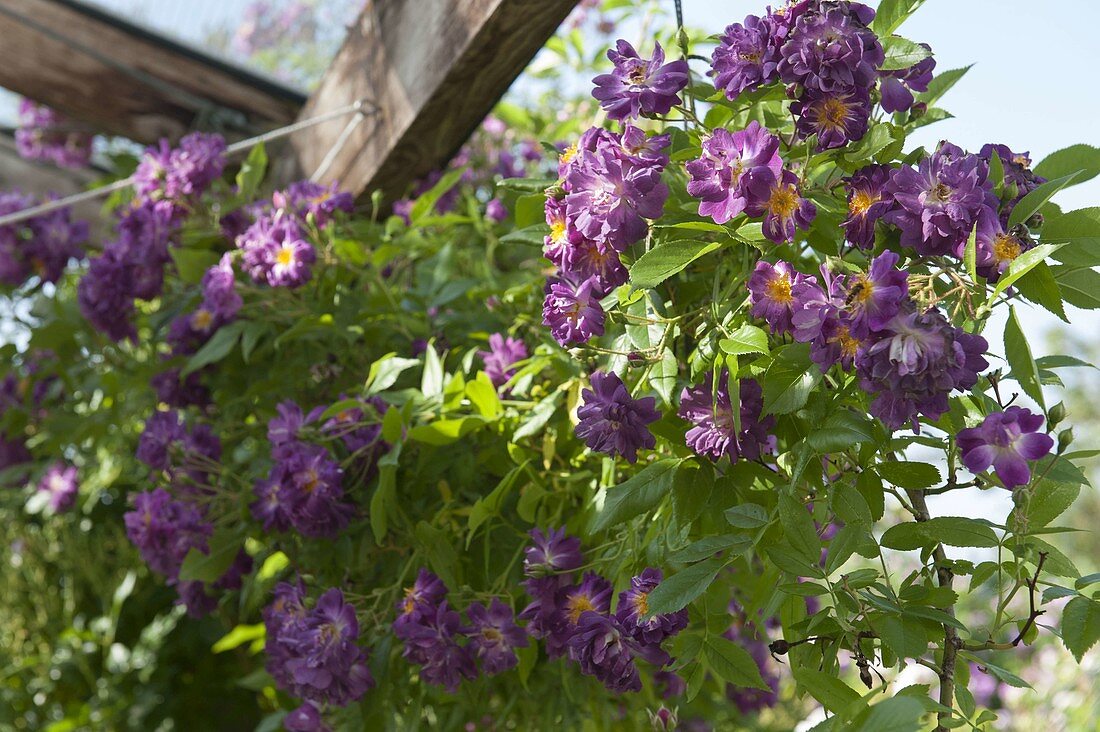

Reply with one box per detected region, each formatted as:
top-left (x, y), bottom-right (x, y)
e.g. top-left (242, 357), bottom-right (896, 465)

top-left (0, 0), bottom-right (305, 144)
top-left (288, 0), bottom-right (577, 203)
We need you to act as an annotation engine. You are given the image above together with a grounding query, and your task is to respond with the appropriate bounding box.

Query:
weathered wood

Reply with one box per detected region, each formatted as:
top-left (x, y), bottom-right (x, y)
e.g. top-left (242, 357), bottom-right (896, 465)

top-left (288, 0), bottom-right (577, 203)
top-left (0, 0), bottom-right (305, 144)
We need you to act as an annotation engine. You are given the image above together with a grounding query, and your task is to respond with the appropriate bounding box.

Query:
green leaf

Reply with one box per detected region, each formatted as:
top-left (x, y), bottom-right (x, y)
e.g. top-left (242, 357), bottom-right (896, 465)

top-left (872, 615), bottom-right (929, 659)
top-left (762, 343), bottom-right (820, 415)
top-left (410, 168), bottom-right (465, 224)
top-left (1042, 207), bottom-right (1100, 266)
top-left (421, 342), bottom-right (444, 397)
top-left (724, 502), bottom-right (770, 529)
top-left (1034, 144), bottom-right (1100, 186)
top-left (366, 354), bottom-right (421, 394)
top-left (808, 411), bottom-right (876, 453)
top-left (467, 461), bottom-right (530, 545)
top-left (705, 636), bottom-right (769, 691)
top-left (876, 461), bottom-right (941, 489)
top-left (1061, 596), bottom-right (1100, 662)
top-left (588, 458), bottom-right (681, 533)
top-left (466, 374), bottom-right (502, 418)
top-left (831, 483), bottom-right (872, 526)
top-left (178, 529), bottom-right (243, 583)
top-left (235, 143), bottom-right (268, 199)
top-left (1014, 261), bottom-right (1067, 321)
top-left (1052, 265), bottom-right (1100, 309)
top-left (671, 461), bottom-right (714, 530)
top-left (668, 535), bottom-right (751, 564)
top-left (991, 243), bottom-right (1064, 300)
top-left (779, 494), bottom-right (822, 564)
top-left (500, 224), bottom-right (550, 246)
top-left (959, 652), bottom-right (1031, 688)
top-left (514, 194), bottom-right (546, 229)
top-left (1004, 305), bottom-right (1045, 409)
top-left (629, 239), bottom-right (723, 289)
top-left (212, 623), bottom-right (265, 654)
top-left (644, 556), bottom-right (725, 616)
top-left (407, 416), bottom-right (488, 446)
top-left (857, 696), bottom-right (925, 732)
top-left (880, 517), bottom-right (999, 550)
top-left (512, 391), bottom-right (563, 442)
top-left (181, 321), bottom-right (246, 376)
top-left (879, 36), bottom-right (933, 71)
top-left (170, 248), bottom-right (219, 285)
top-left (917, 65), bottom-right (971, 108)
top-left (794, 667), bottom-right (862, 716)
top-left (719, 324), bottom-right (770, 356)
top-left (871, 0), bottom-right (926, 36)
top-left (1008, 172), bottom-right (1082, 228)
top-left (371, 445), bottom-right (400, 543)
top-left (963, 224), bottom-right (978, 282)
top-left (1013, 480), bottom-right (1080, 531)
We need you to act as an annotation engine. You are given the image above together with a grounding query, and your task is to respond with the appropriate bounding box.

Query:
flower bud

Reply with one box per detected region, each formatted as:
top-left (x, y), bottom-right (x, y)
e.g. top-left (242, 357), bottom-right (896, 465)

top-left (648, 706), bottom-right (678, 731)
top-left (1057, 428), bottom-right (1074, 452)
top-left (1047, 402), bottom-right (1066, 427)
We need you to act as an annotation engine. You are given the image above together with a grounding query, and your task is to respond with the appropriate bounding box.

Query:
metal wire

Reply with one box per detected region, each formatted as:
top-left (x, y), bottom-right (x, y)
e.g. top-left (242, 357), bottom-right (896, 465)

top-left (0, 99), bottom-right (377, 229)
top-left (674, 0), bottom-right (683, 29)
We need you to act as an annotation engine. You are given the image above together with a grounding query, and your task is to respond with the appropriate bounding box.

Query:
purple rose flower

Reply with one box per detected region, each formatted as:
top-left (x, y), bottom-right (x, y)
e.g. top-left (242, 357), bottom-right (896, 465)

top-left (396, 600), bottom-right (478, 692)
top-left (77, 247), bottom-right (138, 342)
top-left (558, 236), bottom-right (629, 293)
top-left (524, 527), bottom-right (585, 577)
top-left (279, 180), bottom-right (354, 229)
top-left (592, 40), bottom-right (689, 120)
top-left (844, 251), bottom-right (909, 338)
top-left (857, 306), bottom-right (988, 430)
top-left (268, 400), bottom-right (322, 449)
top-left (37, 462), bottom-right (79, 513)
top-left (466, 598), bottom-right (528, 675)
top-left (879, 46), bottom-right (935, 113)
top-left (575, 371), bottom-right (660, 463)
top-left (485, 198), bottom-right (508, 222)
top-left (124, 488), bottom-right (212, 578)
top-left (564, 136), bottom-right (669, 250)
top-left (544, 197), bottom-right (572, 265)
top-left (273, 442), bottom-right (352, 539)
top-left (979, 143), bottom-right (1047, 222)
top-left (678, 373), bottom-right (775, 462)
top-left (972, 206), bottom-right (1032, 282)
top-left (686, 122), bottom-right (783, 225)
top-left (748, 260), bottom-right (815, 334)
top-left (134, 133), bottom-right (226, 217)
top-left (884, 141), bottom-right (996, 256)
top-left (542, 276), bottom-right (606, 346)
top-left (479, 333), bottom-right (528, 389)
top-left (285, 702), bottom-right (330, 732)
top-left (15, 99), bottom-right (93, 169)
top-left (615, 568), bottom-right (688, 645)
top-left (710, 13), bottom-right (785, 99)
top-left (842, 164), bottom-right (894, 249)
top-left (395, 568), bottom-right (449, 629)
top-left (792, 87), bottom-right (871, 150)
top-left (200, 253), bottom-right (242, 323)
top-left (743, 168), bottom-right (817, 244)
top-left (237, 213), bottom-right (316, 288)
top-left (567, 612), bottom-right (671, 693)
top-left (778, 3), bottom-right (884, 94)
top-left (957, 407), bottom-right (1053, 488)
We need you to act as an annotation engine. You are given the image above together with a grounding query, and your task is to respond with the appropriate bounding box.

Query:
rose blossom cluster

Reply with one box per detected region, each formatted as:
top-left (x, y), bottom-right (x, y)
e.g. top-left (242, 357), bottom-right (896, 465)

top-left (263, 581), bottom-right (374, 723)
top-left (478, 332), bottom-right (528, 391)
top-left (748, 251), bottom-right (989, 430)
top-left (542, 123), bottom-right (673, 345)
top-left (15, 99), bottom-right (93, 169)
top-left (0, 191), bottom-right (88, 288)
top-left (235, 181), bottom-right (352, 289)
top-left (519, 528), bottom-right (686, 693)
top-left (125, 409), bottom-right (252, 617)
top-left (79, 133), bottom-right (226, 340)
top-left (687, 120), bottom-right (817, 244)
top-left (840, 140), bottom-right (1045, 280)
top-left (679, 372), bottom-right (776, 462)
top-left (575, 371), bottom-right (661, 463)
top-left (251, 396), bottom-right (390, 538)
top-left (393, 569), bottom-right (527, 691)
top-left (711, 1), bottom-right (932, 152)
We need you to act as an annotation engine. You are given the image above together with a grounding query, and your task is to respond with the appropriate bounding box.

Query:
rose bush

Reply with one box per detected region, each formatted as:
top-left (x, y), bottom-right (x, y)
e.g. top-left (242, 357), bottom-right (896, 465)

top-left (2, 1), bottom-right (1099, 730)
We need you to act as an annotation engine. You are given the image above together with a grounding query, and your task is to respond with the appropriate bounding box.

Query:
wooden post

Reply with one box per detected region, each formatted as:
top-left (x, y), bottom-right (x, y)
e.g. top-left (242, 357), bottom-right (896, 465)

top-left (287, 0), bottom-right (578, 204)
top-left (0, 0), bottom-right (304, 144)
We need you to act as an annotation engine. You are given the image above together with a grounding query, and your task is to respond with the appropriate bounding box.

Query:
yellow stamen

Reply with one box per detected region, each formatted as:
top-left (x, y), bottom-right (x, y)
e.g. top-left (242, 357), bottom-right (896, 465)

top-left (766, 274), bottom-right (793, 304)
top-left (992, 233), bottom-right (1022, 263)
top-left (768, 185), bottom-right (799, 219)
top-left (849, 190), bottom-right (878, 217)
top-left (566, 595), bottom-right (596, 624)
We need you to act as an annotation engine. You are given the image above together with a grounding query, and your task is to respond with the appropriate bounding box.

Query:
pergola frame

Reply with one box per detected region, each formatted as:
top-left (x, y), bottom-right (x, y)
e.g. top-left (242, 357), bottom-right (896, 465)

top-left (0, 0), bottom-right (579, 207)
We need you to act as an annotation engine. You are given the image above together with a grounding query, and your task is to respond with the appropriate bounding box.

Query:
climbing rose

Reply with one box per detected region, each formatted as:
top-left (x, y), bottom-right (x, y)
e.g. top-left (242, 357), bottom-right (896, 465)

top-left (614, 568), bottom-right (688, 645)
top-left (591, 40), bottom-right (689, 120)
top-left (842, 164), bottom-right (893, 249)
top-left (878, 46), bottom-right (935, 113)
top-left (678, 372), bottom-right (775, 462)
top-left (37, 463), bottom-right (79, 513)
top-left (710, 12), bottom-right (786, 99)
top-left (466, 598), bottom-right (528, 675)
top-left (15, 99), bottom-right (92, 168)
top-left (743, 167), bottom-right (817, 244)
top-left (957, 407), bottom-right (1053, 488)
top-left (792, 87), bottom-right (871, 150)
top-left (542, 276), bottom-right (606, 346)
top-left (575, 371), bottom-right (660, 463)
top-left (843, 251), bottom-right (909, 338)
top-left (567, 612), bottom-right (670, 693)
top-left (748, 260), bottom-right (815, 335)
top-left (479, 333), bottom-right (528, 389)
top-left (778, 2), bottom-right (883, 94)
top-left (686, 122), bottom-right (783, 225)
